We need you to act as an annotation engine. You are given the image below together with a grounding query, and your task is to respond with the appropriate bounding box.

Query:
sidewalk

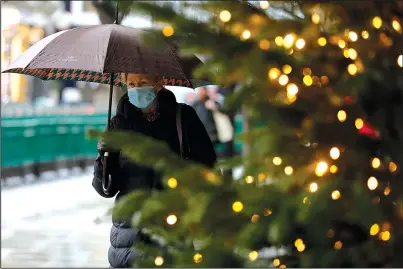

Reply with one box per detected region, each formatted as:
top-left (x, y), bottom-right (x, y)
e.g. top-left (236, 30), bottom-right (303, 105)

top-left (1, 172), bottom-right (114, 267)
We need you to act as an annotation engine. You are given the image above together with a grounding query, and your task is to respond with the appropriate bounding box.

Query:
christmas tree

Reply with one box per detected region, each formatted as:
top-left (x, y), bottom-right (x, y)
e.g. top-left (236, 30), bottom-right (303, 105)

top-left (91, 0), bottom-right (403, 267)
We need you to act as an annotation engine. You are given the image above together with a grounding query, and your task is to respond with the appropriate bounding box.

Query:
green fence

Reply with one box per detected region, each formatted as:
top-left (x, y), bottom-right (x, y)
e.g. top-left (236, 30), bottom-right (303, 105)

top-left (1, 114), bottom-right (107, 169)
top-left (1, 113), bottom-right (244, 170)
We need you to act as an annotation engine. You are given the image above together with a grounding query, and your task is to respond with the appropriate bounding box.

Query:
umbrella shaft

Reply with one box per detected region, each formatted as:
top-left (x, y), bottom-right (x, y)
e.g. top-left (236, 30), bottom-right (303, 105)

top-left (107, 73), bottom-right (114, 130)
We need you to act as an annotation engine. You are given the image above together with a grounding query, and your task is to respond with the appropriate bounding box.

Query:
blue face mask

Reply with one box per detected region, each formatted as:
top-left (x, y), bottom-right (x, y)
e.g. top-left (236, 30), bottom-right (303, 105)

top-left (127, 86), bottom-right (156, 109)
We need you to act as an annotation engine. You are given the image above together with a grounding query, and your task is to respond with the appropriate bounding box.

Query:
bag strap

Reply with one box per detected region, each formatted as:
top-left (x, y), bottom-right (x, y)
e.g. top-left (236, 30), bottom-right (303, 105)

top-left (176, 104), bottom-right (184, 159)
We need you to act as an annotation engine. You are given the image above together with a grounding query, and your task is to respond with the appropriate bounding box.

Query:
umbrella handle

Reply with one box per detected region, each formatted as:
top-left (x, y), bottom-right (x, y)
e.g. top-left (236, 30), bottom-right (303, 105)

top-left (102, 152), bottom-right (113, 195)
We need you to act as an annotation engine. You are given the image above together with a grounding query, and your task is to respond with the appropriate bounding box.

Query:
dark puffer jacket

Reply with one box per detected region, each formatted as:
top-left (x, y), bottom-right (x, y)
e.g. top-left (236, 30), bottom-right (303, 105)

top-left (92, 89), bottom-right (217, 268)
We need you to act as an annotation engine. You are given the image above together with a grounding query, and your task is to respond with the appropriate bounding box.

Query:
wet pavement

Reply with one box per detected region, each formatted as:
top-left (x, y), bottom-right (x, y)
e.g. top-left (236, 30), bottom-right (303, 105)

top-left (1, 170), bottom-right (114, 267)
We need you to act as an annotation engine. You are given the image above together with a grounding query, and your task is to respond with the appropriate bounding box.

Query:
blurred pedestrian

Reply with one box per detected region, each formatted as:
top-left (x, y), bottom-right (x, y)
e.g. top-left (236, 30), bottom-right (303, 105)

top-left (191, 87), bottom-right (219, 146)
top-left (208, 89), bottom-right (234, 161)
top-left (92, 73), bottom-right (217, 268)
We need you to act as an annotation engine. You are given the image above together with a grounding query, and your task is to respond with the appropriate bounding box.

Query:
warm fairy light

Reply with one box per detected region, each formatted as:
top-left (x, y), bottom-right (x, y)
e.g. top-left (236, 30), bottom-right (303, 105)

top-left (259, 39), bottom-right (270, 50)
top-left (251, 214), bottom-right (260, 223)
top-left (294, 238), bottom-right (306, 252)
top-left (167, 177), bottom-right (178, 188)
top-left (294, 238), bottom-right (303, 247)
top-left (392, 20), bottom-right (402, 32)
top-left (193, 253), bottom-right (203, 263)
top-left (348, 31), bottom-right (358, 42)
top-left (348, 48), bottom-right (358, 60)
top-left (251, 15), bottom-right (263, 25)
top-left (296, 244), bottom-right (305, 252)
top-left (264, 208), bottom-right (273, 216)
top-left (389, 162), bottom-right (398, 173)
top-left (287, 93), bottom-right (297, 103)
top-left (303, 67), bottom-right (312, 76)
top-left (278, 74), bottom-right (289, 85)
top-left (331, 190), bottom-right (341, 200)
top-left (398, 55), bottom-right (403, 67)
top-left (303, 197), bottom-right (309, 204)
top-left (370, 224), bottom-right (380, 236)
top-left (327, 229), bottom-right (335, 238)
top-left (334, 241), bottom-right (343, 250)
top-left (258, 173), bottom-right (266, 182)
top-left (330, 147), bottom-right (340, 160)
top-left (330, 165), bottom-right (338, 174)
top-left (337, 110), bottom-right (347, 122)
top-left (241, 30), bottom-right (251, 40)
top-left (260, 0), bottom-right (270, 9)
top-left (384, 186), bottom-right (391, 196)
top-left (381, 231), bottom-right (391, 241)
top-left (318, 37), bottom-right (327, 46)
top-left (219, 10), bottom-right (231, 22)
top-left (315, 161), bottom-right (329, 177)
top-left (295, 38), bottom-right (306, 49)
top-left (311, 13), bottom-right (320, 24)
top-left (273, 157), bottom-right (282, 165)
top-left (284, 166), bottom-right (294, 175)
top-left (268, 68), bottom-right (281, 80)
top-left (338, 40), bottom-right (346, 48)
top-left (284, 33), bottom-right (295, 48)
top-left (320, 76), bottom-right (329, 85)
top-left (380, 32), bottom-right (393, 47)
top-left (205, 171), bottom-right (217, 182)
top-left (303, 75), bottom-right (313, 86)
top-left (155, 256), bottom-right (164, 266)
top-left (371, 157), bottom-right (381, 169)
top-left (309, 182), bottom-right (318, 193)
top-left (162, 25), bottom-right (174, 37)
top-left (361, 30), bottom-right (370, 39)
top-left (166, 214), bottom-right (178, 225)
top-left (282, 64), bottom-right (292, 74)
top-left (367, 176), bottom-right (378, 190)
top-left (273, 259), bottom-right (281, 267)
top-left (348, 63), bottom-right (358, 75)
top-left (232, 201), bottom-right (244, 212)
top-left (372, 196), bottom-right (381, 204)
top-left (249, 251), bottom-right (259, 261)
top-left (245, 175), bottom-right (255, 184)
top-left (232, 23), bottom-right (243, 34)
top-left (279, 265), bottom-right (286, 268)
top-left (343, 48), bottom-right (350, 58)
top-left (372, 16), bottom-right (383, 29)
top-left (286, 83), bottom-right (299, 95)
top-left (355, 118), bottom-right (364, 129)
top-left (275, 36), bottom-right (284, 46)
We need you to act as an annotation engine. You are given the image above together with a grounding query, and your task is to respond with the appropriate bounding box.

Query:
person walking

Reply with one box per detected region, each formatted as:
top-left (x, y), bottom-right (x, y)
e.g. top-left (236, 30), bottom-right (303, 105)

top-left (92, 73), bottom-right (217, 268)
top-left (208, 88), bottom-right (234, 161)
top-left (191, 87), bottom-right (219, 146)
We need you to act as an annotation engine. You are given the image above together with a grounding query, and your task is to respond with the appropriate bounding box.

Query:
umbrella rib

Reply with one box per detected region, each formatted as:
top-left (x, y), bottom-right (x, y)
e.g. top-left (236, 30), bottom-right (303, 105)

top-left (102, 26), bottom-right (118, 74)
top-left (12, 29), bottom-right (70, 70)
top-left (167, 45), bottom-right (188, 81)
top-left (135, 46), bottom-right (146, 74)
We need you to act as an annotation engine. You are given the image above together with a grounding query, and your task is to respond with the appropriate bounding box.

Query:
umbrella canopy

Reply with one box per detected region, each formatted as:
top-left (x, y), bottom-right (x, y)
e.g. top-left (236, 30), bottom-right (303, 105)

top-left (2, 24), bottom-right (206, 88)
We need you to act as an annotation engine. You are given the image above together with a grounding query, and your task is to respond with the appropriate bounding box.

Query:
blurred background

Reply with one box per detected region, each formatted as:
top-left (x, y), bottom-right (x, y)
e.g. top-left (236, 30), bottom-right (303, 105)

top-left (0, 1), bottom-right (243, 267)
